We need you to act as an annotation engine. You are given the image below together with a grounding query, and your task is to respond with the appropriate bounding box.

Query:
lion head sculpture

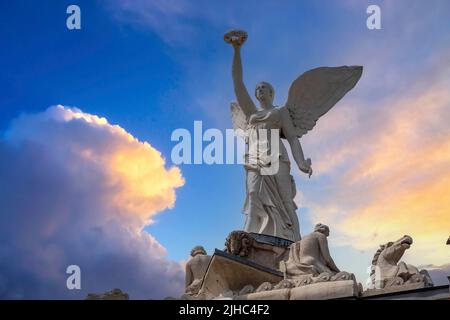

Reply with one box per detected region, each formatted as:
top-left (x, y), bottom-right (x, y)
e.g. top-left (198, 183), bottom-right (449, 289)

top-left (224, 231), bottom-right (254, 257)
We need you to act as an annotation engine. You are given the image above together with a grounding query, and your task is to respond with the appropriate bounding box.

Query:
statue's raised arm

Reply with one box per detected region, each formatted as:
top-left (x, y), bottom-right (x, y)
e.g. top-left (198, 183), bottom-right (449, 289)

top-left (224, 30), bottom-right (257, 118)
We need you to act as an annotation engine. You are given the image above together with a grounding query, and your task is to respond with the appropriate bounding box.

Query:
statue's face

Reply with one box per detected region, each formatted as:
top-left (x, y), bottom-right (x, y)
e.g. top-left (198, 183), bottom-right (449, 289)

top-left (255, 82), bottom-right (274, 105)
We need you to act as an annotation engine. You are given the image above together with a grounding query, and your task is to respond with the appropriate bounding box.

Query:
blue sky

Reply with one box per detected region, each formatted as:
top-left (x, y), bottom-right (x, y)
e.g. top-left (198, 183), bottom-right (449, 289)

top-left (1, 1), bottom-right (450, 298)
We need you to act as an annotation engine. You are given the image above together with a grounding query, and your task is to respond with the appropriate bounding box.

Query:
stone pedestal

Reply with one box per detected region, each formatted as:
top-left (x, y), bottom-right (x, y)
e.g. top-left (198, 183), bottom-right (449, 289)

top-left (224, 231), bottom-right (292, 271)
top-left (362, 282), bottom-right (429, 298)
top-left (199, 249), bottom-right (283, 299)
top-left (182, 230), bottom-right (445, 300)
top-left (236, 280), bottom-right (359, 300)
top-left (289, 280), bottom-right (359, 300)
top-left (191, 231), bottom-right (361, 300)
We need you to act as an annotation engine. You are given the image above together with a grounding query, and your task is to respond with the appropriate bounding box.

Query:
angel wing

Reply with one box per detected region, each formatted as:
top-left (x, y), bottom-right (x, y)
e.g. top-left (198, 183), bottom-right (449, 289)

top-left (284, 66), bottom-right (363, 137)
top-left (230, 102), bottom-right (248, 138)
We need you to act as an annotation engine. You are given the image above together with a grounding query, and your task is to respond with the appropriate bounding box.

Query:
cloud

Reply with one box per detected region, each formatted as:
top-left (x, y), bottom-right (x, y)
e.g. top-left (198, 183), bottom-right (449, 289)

top-left (105, 0), bottom-right (194, 46)
top-left (104, 0), bottom-right (236, 47)
top-left (300, 52), bottom-right (450, 269)
top-left (422, 263), bottom-right (450, 286)
top-left (336, 65), bottom-right (450, 261)
top-left (0, 106), bottom-right (184, 299)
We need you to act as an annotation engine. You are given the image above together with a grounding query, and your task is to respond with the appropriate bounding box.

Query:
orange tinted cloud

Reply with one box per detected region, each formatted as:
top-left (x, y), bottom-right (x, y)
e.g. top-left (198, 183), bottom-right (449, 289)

top-left (302, 58), bottom-right (450, 267)
top-left (53, 106), bottom-right (185, 229)
top-left (0, 105), bottom-right (186, 298)
top-left (108, 139), bottom-right (184, 227)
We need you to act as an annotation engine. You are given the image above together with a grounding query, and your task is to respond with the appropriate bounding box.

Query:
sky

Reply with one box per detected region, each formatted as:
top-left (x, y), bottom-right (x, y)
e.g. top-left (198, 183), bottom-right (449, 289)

top-left (0, 0), bottom-right (449, 299)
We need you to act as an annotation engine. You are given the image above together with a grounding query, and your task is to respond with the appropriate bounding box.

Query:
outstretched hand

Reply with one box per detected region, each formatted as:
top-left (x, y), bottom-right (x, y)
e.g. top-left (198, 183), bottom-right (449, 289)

top-left (300, 158), bottom-right (313, 178)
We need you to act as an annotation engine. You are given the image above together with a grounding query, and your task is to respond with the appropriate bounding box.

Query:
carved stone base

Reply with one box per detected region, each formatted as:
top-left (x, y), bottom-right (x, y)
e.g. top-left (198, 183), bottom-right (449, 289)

top-left (198, 249), bottom-right (283, 299)
top-left (362, 282), bottom-right (429, 297)
top-left (236, 273), bottom-right (360, 300)
top-left (289, 280), bottom-right (360, 300)
top-left (235, 280), bottom-right (360, 300)
top-left (224, 231), bottom-right (292, 271)
top-left (181, 231), bottom-right (363, 300)
top-left (185, 246), bottom-right (361, 300)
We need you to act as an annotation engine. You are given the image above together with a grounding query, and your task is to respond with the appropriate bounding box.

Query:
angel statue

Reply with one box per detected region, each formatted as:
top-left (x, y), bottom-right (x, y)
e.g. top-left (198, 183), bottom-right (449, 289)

top-left (224, 30), bottom-right (362, 242)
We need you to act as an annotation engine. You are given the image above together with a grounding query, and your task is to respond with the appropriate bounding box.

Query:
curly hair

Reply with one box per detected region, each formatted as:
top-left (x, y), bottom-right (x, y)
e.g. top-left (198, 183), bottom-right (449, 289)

top-left (190, 245), bottom-right (206, 257)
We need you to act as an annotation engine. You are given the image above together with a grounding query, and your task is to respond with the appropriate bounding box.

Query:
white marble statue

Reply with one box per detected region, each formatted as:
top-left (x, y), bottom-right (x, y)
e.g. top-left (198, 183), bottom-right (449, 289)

top-left (225, 30), bottom-right (362, 241)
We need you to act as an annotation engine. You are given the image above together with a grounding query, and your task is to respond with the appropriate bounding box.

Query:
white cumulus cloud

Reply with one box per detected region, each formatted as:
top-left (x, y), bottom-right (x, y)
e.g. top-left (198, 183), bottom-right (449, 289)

top-left (0, 105), bottom-right (184, 299)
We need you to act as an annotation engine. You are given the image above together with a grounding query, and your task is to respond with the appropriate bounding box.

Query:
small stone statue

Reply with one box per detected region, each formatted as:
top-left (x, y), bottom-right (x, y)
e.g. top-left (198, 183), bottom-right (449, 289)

top-left (367, 235), bottom-right (433, 289)
top-left (281, 223), bottom-right (340, 278)
top-left (184, 245), bottom-right (211, 296)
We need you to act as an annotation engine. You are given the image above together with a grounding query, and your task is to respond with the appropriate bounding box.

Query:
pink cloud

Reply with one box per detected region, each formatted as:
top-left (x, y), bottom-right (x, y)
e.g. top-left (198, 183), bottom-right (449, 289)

top-left (300, 54), bottom-right (450, 271)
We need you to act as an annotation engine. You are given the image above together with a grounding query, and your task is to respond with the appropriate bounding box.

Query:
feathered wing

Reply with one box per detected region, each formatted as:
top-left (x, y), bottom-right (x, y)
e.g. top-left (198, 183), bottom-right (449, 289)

top-left (230, 102), bottom-right (248, 137)
top-left (284, 66), bottom-right (363, 137)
